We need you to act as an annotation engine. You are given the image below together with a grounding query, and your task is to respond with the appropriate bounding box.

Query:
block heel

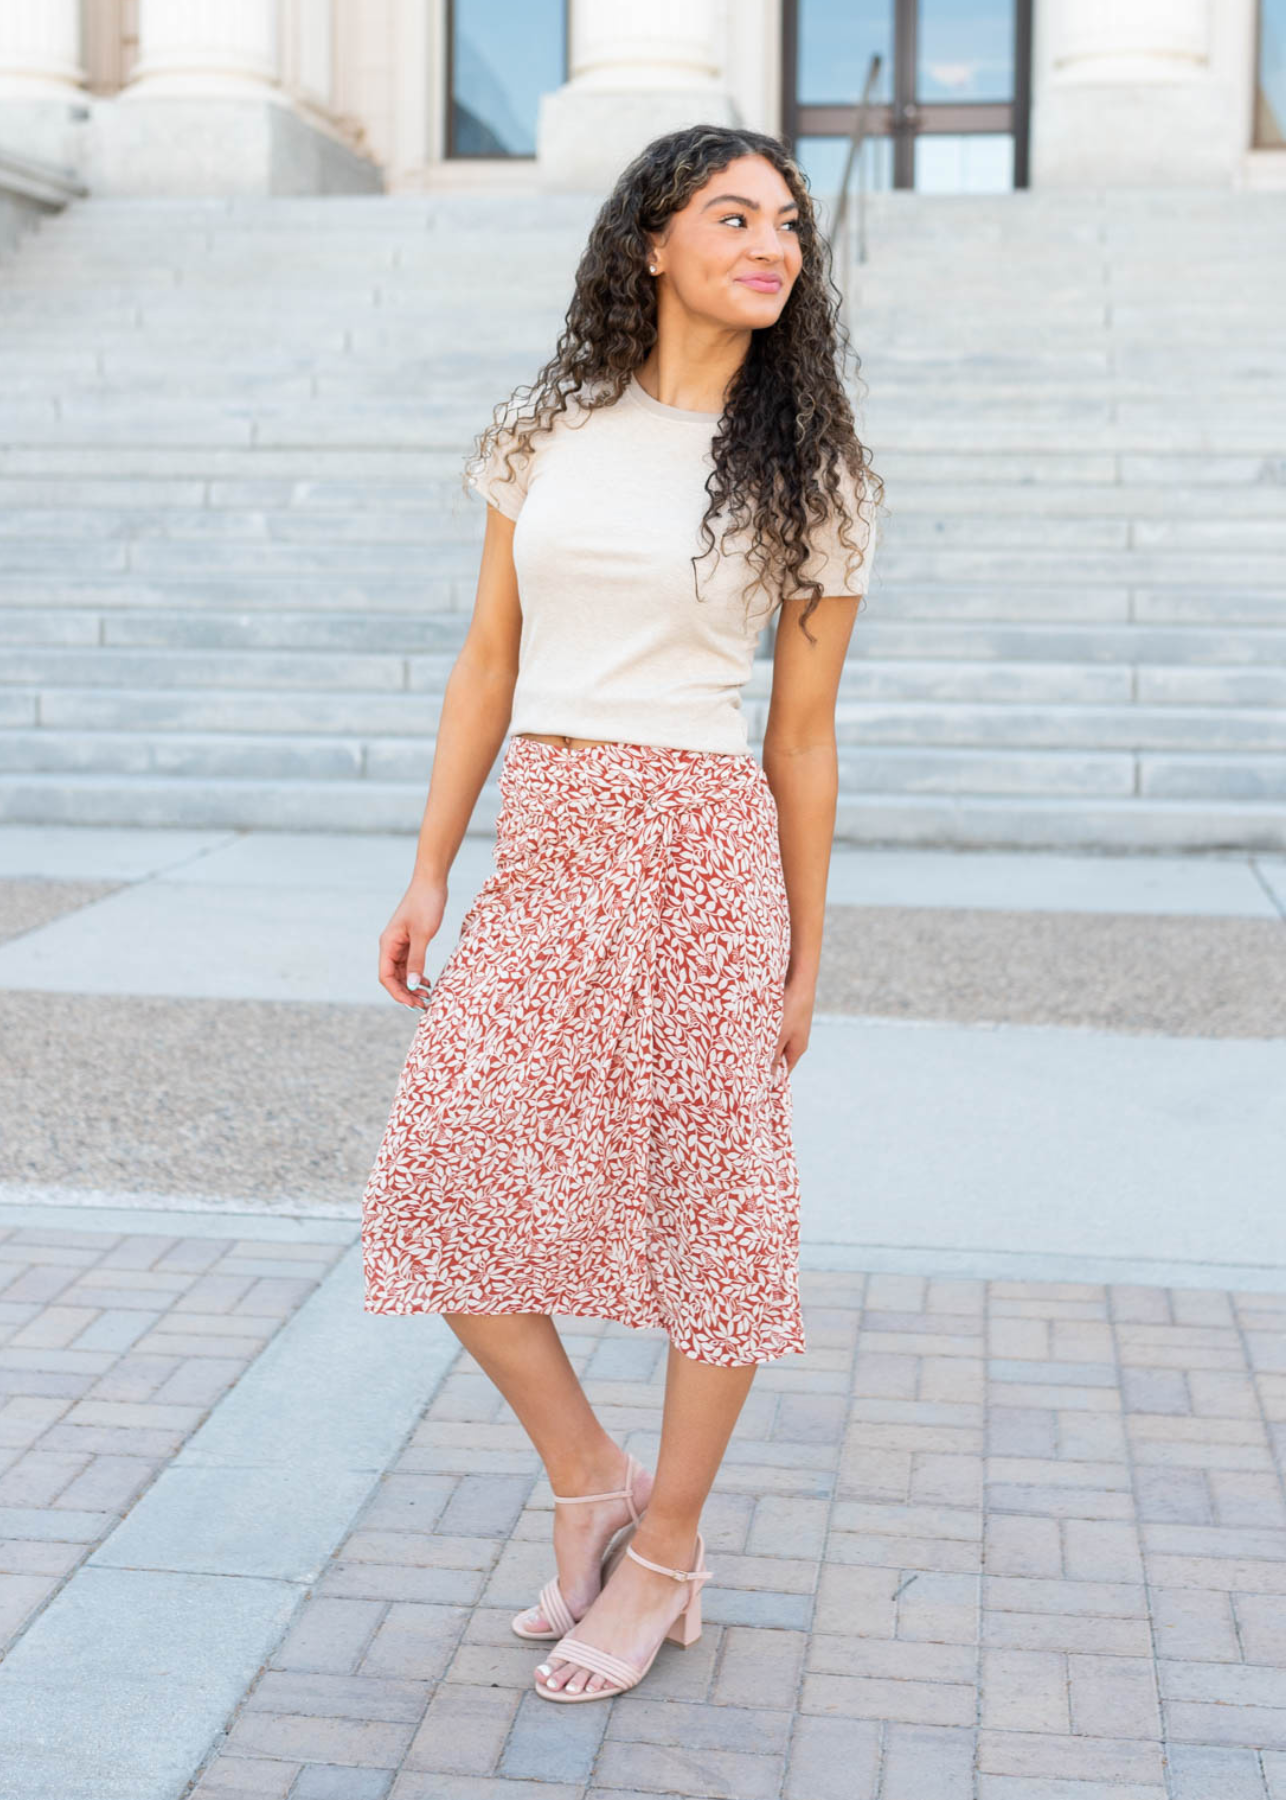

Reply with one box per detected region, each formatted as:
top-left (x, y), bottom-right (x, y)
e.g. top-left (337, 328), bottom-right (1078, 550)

top-left (664, 1577), bottom-right (703, 1647)
top-left (534, 1530), bottom-right (712, 1702)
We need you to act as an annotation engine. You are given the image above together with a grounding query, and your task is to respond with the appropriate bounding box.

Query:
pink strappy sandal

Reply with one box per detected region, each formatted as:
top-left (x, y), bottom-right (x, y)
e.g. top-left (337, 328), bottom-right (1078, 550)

top-left (533, 1530), bottom-right (711, 1702)
top-left (510, 1449), bottom-right (648, 1641)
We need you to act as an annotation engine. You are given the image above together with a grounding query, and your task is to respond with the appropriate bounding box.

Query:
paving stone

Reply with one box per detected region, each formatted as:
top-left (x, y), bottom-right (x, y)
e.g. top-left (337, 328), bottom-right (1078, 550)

top-left (783, 1713), bottom-right (881, 1800)
top-left (987, 1407), bottom-right (1058, 1458)
top-left (976, 1726), bottom-right (1166, 1782)
top-left (909, 1452), bottom-right (983, 1507)
top-left (1164, 1700), bottom-right (1286, 1749)
top-left (1234, 1592), bottom-right (1286, 1664)
top-left (984, 1574), bottom-right (1147, 1618)
top-left (500, 1686), bottom-right (608, 1782)
top-left (984, 1514), bottom-right (1062, 1578)
top-left (879, 1722), bottom-right (977, 1800)
top-left (192, 1754), bottom-right (300, 1795)
top-left (708, 1624), bottom-right (806, 1706)
top-left (1167, 1743), bottom-right (1269, 1800)
top-left (224, 1710), bottom-right (416, 1767)
top-left (271, 1597), bottom-right (389, 1674)
top-left (8, 1216), bottom-right (1286, 1799)
top-left (1160, 1660), bottom-right (1286, 1709)
top-left (402, 1682), bottom-right (519, 1774)
top-left (980, 1648), bottom-right (1069, 1732)
top-left (357, 1602), bottom-right (471, 1681)
top-left (1120, 1367), bottom-right (1192, 1414)
top-left (894, 1569), bottom-right (980, 1644)
top-left (605, 1696), bottom-right (793, 1753)
top-left (982, 1610), bottom-right (1153, 1655)
top-left (1062, 1519), bottom-right (1145, 1583)
top-left (591, 1738), bottom-right (784, 1798)
top-left (1211, 1471), bottom-right (1286, 1529)
top-left (292, 1768), bottom-right (394, 1799)
top-left (1134, 1466), bottom-right (1214, 1524)
top-left (244, 1669), bottom-right (430, 1722)
top-left (745, 1490), bottom-right (824, 1562)
top-left (1067, 1652), bottom-right (1161, 1739)
top-left (802, 1668), bottom-right (976, 1725)
top-left (813, 1563), bottom-right (900, 1637)
top-left (813, 1636), bottom-right (976, 1692)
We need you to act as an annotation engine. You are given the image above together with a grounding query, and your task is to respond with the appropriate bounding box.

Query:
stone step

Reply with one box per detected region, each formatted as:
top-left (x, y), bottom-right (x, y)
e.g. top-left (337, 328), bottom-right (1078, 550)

top-left (4, 698), bottom-right (1285, 777)
top-left (8, 504), bottom-right (1286, 551)
top-left (1, 769), bottom-right (1283, 852)
top-left (2, 411), bottom-right (1284, 458)
top-left (1, 476), bottom-right (1283, 520)
top-left (3, 589), bottom-right (1284, 657)
top-left (5, 647), bottom-right (1284, 707)
top-left (2, 186), bottom-right (1280, 851)
top-left (1, 719), bottom-right (1283, 806)
top-left (3, 446), bottom-right (1276, 484)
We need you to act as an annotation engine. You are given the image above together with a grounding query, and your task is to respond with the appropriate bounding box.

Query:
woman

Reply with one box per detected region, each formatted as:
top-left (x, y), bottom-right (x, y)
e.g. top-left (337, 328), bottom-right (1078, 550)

top-left (361, 123), bottom-right (882, 1704)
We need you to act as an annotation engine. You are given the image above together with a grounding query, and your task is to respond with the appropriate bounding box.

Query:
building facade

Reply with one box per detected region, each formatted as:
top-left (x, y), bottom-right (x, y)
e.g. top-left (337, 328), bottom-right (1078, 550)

top-left (0, 1), bottom-right (1281, 200)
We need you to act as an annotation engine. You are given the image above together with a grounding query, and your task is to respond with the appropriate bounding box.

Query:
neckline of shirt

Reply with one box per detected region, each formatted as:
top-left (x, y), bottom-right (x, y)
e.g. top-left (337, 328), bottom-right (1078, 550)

top-left (625, 371), bottom-right (722, 425)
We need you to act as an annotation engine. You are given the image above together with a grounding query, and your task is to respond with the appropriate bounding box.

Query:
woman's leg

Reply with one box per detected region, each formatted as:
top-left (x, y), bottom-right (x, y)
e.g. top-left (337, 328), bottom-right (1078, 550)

top-left (444, 1312), bottom-right (655, 1625)
top-left (537, 1341), bottom-right (758, 1694)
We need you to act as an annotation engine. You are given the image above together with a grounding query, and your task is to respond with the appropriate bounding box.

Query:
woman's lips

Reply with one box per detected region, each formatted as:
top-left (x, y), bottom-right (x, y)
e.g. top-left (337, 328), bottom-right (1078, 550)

top-left (737, 275), bottom-right (782, 292)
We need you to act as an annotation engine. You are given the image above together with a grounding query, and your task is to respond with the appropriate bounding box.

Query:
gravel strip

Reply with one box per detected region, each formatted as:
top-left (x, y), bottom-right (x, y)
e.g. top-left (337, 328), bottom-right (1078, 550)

top-left (820, 904), bottom-right (1286, 1039)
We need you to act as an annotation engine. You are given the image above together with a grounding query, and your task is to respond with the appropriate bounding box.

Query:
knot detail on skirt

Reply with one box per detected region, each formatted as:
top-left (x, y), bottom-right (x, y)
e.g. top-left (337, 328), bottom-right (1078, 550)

top-left (360, 733), bottom-right (806, 1368)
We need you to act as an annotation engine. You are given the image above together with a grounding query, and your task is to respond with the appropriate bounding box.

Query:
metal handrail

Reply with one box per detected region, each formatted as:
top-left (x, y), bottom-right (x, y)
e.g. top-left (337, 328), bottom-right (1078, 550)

top-left (828, 53), bottom-right (882, 270)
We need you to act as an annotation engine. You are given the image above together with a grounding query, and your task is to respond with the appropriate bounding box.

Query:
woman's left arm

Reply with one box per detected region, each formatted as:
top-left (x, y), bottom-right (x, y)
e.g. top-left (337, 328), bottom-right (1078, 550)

top-left (760, 593), bottom-right (861, 1074)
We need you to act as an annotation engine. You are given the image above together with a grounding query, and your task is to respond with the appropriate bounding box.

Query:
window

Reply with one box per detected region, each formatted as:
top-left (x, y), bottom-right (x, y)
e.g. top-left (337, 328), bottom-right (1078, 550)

top-left (1256, 0), bottom-right (1285, 146)
top-left (447, 0), bottom-right (568, 158)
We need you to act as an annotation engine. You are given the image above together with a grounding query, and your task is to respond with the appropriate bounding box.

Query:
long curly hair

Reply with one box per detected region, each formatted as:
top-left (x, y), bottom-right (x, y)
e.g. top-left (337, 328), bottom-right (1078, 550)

top-left (465, 123), bottom-right (884, 639)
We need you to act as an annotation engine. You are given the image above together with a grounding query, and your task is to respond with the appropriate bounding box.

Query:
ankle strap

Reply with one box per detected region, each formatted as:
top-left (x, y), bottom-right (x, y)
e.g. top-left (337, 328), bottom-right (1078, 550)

top-left (625, 1542), bottom-right (711, 1584)
top-left (550, 1451), bottom-right (642, 1516)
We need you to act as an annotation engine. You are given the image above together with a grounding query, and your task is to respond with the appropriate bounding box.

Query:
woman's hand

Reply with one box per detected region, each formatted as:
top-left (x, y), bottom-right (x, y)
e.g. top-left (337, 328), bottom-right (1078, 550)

top-left (378, 875), bottom-right (448, 1008)
top-left (774, 972), bottom-right (815, 1076)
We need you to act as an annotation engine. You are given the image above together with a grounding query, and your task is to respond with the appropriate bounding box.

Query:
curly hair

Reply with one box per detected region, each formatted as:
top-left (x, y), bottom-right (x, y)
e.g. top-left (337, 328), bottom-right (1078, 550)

top-left (465, 123), bottom-right (884, 640)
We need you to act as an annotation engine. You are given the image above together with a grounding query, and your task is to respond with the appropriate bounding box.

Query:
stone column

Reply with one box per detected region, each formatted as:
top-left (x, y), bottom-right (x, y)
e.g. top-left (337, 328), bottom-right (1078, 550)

top-left (0, 2), bottom-right (89, 175)
top-left (538, 0), bottom-right (738, 190)
top-left (0, 2), bottom-right (85, 97)
top-left (123, 0), bottom-right (281, 97)
top-left (1030, 0), bottom-right (1251, 185)
top-left (98, 0), bottom-right (380, 194)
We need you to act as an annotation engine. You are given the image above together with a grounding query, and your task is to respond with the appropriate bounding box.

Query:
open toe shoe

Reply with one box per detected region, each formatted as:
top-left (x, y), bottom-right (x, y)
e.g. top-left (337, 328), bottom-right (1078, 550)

top-left (533, 1530), bottom-right (711, 1702)
top-left (510, 1448), bottom-right (648, 1641)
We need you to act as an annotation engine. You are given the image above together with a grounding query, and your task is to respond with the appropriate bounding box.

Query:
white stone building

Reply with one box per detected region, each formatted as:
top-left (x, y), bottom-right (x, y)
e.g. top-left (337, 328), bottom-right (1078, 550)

top-left (0, 1), bottom-right (1281, 200)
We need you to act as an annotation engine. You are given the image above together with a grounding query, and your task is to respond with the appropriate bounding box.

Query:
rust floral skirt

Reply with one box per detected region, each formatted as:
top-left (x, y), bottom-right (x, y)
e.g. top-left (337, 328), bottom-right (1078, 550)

top-left (360, 733), bottom-right (805, 1367)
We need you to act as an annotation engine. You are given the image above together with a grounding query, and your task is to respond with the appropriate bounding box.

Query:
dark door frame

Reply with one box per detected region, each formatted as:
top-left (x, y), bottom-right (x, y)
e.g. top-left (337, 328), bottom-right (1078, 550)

top-left (781, 0), bottom-right (1033, 188)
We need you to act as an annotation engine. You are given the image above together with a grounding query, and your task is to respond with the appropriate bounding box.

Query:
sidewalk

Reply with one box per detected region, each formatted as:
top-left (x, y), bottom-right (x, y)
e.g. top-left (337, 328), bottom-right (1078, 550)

top-left (0, 826), bottom-right (1284, 1797)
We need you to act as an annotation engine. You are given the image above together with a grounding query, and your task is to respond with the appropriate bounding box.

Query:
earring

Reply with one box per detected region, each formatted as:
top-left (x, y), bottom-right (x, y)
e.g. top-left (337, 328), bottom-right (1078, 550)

top-left (649, 264), bottom-right (658, 275)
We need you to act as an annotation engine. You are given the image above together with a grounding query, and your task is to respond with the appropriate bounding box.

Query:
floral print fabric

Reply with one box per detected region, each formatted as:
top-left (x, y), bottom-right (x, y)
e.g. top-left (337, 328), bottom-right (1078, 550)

top-left (361, 734), bottom-right (806, 1367)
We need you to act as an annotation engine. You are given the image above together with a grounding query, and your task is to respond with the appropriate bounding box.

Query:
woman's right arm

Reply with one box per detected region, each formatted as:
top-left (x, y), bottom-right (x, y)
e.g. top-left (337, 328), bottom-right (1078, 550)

top-left (377, 503), bottom-right (523, 1008)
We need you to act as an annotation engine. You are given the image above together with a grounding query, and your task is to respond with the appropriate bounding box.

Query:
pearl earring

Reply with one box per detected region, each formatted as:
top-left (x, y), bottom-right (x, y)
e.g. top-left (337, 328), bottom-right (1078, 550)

top-left (649, 264), bottom-right (658, 274)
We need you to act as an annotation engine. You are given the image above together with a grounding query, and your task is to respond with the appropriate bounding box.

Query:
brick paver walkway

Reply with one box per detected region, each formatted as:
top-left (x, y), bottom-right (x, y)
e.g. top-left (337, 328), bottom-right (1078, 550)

top-left (184, 1268), bottom-right (1286, 1800)
top-left (0, 1221), bottom-right (347, 1654)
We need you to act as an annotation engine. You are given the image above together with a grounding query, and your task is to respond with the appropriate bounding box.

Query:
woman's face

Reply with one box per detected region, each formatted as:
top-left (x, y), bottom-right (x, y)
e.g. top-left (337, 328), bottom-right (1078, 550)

top-left (649, 153), bottom-right (804, 330)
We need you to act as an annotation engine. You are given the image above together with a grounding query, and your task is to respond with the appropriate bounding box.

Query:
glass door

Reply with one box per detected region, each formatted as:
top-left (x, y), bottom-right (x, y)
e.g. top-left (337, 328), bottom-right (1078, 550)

top-left (783, 0), bottom-right (1032, 195)
top-left (1256, 0), bottom-right (1285, 145)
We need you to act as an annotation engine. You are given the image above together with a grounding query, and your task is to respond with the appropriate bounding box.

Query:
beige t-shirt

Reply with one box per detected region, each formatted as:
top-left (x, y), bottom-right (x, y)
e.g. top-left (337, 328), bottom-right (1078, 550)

top-left (466, 372), bottom-right (878, 755)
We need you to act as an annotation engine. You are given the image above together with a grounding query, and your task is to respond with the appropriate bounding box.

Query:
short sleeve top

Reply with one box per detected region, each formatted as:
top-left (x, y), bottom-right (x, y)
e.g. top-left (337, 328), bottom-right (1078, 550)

top-left (467, 373), bottom-right (879, 755)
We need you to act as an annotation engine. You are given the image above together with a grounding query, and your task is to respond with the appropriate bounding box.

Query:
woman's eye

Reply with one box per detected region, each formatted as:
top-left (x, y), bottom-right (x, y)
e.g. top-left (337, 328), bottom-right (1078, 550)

top-left (721, 212), bottom-right (799, 232)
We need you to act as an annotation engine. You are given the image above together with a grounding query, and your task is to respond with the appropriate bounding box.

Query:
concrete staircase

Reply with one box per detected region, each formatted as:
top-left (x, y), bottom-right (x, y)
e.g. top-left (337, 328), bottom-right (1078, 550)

top-left (1, 188), bottom-right (1284, 850)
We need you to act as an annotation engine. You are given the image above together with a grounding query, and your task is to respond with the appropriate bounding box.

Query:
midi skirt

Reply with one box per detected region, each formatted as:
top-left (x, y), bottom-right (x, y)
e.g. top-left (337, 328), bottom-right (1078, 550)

top-left (360, 733), bottom-right (806, 1367)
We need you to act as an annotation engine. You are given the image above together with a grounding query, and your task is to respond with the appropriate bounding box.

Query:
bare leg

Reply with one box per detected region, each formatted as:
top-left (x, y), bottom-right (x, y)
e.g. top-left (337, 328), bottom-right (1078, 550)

top-left (537, 1340), bottom-right (758, 1695)
top-left (443, 1313), bottom-right (655, 1626)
